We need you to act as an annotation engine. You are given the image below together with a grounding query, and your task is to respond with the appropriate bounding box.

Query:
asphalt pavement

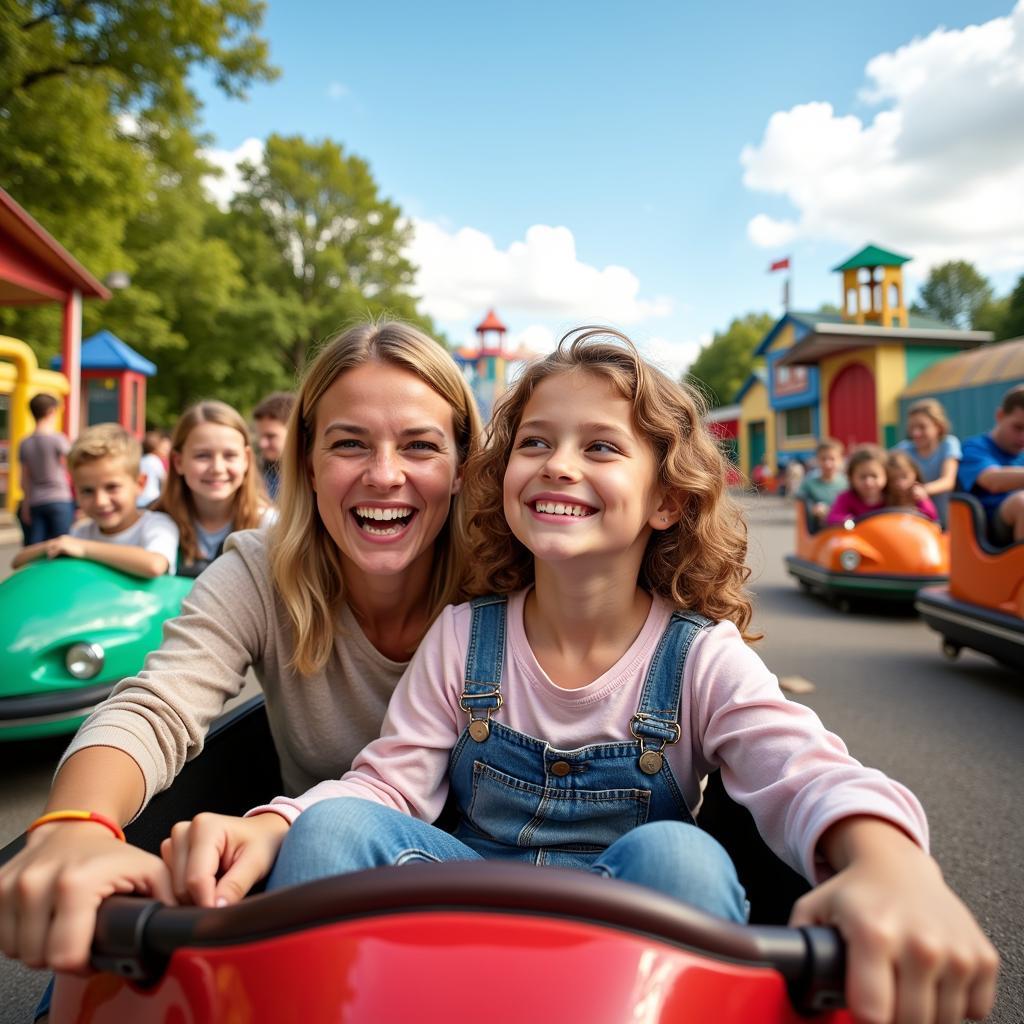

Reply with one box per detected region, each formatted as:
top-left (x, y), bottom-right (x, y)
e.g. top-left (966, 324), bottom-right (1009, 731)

top-left (0, 498), bottom-right (1020, 1021)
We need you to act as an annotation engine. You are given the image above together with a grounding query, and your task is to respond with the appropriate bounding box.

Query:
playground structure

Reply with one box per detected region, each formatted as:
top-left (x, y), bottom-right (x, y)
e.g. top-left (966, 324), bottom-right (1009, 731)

top-left (0, 188), bottom-right (159, 514)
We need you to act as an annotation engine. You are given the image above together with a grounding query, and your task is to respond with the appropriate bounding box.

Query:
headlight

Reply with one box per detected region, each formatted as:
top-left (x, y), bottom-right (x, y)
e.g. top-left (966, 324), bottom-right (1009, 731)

top-left (66, 642), bottom-right (105, 680)
top-left (839, 549), bottom-right (861, 571)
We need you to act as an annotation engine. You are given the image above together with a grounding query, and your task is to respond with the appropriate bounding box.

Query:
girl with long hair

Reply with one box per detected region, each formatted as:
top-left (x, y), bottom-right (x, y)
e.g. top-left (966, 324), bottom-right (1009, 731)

top-left (154, 401), bottom-right (273, 576)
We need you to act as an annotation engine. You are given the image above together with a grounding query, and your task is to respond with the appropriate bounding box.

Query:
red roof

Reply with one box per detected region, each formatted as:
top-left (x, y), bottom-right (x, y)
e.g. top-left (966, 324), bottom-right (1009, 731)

top-left (475, 309), bottom-right (506, 334)
top-left (0, 187), bottom-right (110, 305)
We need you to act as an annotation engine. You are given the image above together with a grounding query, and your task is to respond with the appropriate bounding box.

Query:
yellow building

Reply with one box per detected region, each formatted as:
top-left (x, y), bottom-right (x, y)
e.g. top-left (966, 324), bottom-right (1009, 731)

top-left (737, 244), bottom-right (990, 477)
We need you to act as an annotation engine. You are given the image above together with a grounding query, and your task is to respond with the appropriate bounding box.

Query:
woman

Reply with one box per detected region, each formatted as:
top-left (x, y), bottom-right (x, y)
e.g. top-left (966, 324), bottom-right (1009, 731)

top-left (0, 320), bottom-right (481, 977)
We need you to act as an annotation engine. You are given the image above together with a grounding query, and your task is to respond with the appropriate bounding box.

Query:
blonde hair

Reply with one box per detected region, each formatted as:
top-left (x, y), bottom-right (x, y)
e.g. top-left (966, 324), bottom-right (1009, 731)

top-left (68, 423), bottom-right (141, 476)
top-left (271, 320), bottom-right (483, 676)
top-left (463, 326), bottom-right (758, 640)
top-left (906, 398), bottom-right (950, 438)
top-left (884, 450), bottom-right (921, 506)
top-left (154, 401), bottom-right (266, 567)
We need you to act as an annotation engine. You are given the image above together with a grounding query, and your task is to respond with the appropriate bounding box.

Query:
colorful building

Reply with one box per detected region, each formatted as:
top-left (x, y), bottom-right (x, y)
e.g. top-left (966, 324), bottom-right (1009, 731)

top-left (736, 244), bottom-right (991, 479)
top-left (454, 309), bottom-right (534, 418)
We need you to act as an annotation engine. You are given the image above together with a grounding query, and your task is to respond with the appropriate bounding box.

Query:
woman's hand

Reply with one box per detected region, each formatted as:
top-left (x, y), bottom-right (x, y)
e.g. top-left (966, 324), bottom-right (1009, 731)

top-left (791, 817), bottom-right (998, 1024)
top-left (161, 811), bottom-right (291, 908)
top-left (0, 822), bottom-right (176, 973)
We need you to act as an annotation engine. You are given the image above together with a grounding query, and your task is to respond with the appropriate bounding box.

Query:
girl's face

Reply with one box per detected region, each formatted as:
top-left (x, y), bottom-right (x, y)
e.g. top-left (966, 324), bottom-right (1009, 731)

top-left (889, 463), bottom-right (917, 495)
top-left (173, 422), bottom-right (250, 505)
top-left (907, 413), bottom-right (940, 452)
top-left (502, 371), bottom-right (671, 573)
top-left (308, 361), bottom-right (461, 583)
top-left (850, 460), bottom-right (886, 506)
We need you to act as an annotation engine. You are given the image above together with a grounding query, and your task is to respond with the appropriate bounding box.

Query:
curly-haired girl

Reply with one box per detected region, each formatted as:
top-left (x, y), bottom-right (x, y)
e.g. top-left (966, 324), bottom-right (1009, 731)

top-left (166, 328), bottom-right (996, 1024)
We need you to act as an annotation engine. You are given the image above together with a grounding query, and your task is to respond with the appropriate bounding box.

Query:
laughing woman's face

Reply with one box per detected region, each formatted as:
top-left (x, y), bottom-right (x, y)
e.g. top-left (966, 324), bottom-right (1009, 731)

top-left (308, 361), bottom-right (462, 586)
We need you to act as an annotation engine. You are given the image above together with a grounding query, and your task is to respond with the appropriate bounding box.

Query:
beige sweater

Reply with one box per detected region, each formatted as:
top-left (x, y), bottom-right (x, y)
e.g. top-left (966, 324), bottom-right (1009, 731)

top-left (60, 530), bottom-right (409, 809)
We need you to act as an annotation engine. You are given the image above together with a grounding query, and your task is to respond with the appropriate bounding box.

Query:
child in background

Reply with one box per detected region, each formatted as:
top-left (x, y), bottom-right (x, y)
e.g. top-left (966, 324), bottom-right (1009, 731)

top-left (795, 439), bottom-right (847, 526)
top-left (17, 393), bottom-right (74, 544)
top-left (894, 398), bottom-right (961, 525)
top-left (826, 444), bottom-right (888, 525)
top-left (164, 329), bottom-right (996, 1024)
top-left (252, 391), bottom-right (296, 502)
top-left (884, 451), bottom-right (938, 521)
top-left (12, 423), bottom-right (178, 577)
top-left (137, 429), bottom-right (169, 508)
top-left (153, 401), bottom-right (274, 577)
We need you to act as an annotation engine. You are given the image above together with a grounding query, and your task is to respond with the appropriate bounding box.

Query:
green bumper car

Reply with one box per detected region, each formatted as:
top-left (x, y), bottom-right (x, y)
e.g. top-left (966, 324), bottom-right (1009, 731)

top-left (0, 560), bottom-right (192, 741)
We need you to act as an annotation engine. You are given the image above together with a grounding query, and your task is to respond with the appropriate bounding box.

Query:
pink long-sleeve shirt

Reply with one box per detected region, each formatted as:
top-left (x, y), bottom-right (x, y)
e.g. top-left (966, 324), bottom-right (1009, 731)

top-left (255, 590), bottom-right (928, 882)
top-left (826, 490), bottom-right (938, 524)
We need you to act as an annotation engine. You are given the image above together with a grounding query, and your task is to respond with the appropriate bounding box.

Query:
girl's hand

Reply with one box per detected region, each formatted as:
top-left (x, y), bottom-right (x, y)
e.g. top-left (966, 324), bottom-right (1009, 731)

top-left (0, 822), bottom-right (176, 973)
top-left (791, 818), bottom-right (998, 1024)
top-left (910, 483), bottom-right (928, 504)
top-left (161, 811), bottom-right (291, 908)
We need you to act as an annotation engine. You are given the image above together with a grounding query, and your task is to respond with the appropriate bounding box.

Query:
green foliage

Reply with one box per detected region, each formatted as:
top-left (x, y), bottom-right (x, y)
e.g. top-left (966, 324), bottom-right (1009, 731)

top-left (912, 260), bottom-right (993, 330)
top-left (999, 275), bottom-right (1024, 341)
top-left (216, 134), bottom-right (436, 373)
top-left (0, 3), bottom-right (440, 424)
top-left (686, 312), bottom-right (775, 407)
top-left (0, 0), bottom-right (276, 115)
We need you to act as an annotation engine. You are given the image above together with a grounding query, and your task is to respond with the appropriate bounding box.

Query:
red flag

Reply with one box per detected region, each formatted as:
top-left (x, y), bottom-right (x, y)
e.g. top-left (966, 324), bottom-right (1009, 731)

top-left (769, 257), bottom-right (791, 272)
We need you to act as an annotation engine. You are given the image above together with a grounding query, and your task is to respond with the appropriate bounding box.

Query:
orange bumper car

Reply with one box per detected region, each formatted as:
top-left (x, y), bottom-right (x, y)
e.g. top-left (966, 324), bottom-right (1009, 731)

top-left (786, 502), bottom-right (949, 606)
top-left (916, 494), bottom-right (1024, 670)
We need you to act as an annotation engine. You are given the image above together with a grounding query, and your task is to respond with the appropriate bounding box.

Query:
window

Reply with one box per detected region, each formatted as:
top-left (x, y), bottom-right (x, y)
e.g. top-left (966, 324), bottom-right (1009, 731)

top-left (774, 363), bottom-right (809, 397)
top-left (784, 406), bottom-right (813, 438)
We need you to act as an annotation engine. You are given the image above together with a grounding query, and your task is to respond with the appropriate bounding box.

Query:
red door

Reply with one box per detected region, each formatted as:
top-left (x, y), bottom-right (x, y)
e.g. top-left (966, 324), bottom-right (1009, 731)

top-left (828, 363), bottom-right (877, 448)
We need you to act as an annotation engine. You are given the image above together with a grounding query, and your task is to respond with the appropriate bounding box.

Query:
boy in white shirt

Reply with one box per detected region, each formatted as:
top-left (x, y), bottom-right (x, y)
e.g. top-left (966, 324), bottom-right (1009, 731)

top-left (12, 423), bottom-right (179, 578)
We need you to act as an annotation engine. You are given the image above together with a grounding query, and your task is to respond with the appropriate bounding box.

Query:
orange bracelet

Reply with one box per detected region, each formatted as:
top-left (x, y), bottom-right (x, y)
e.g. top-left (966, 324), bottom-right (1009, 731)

top-left (27, 810), bottom-right (126, 843)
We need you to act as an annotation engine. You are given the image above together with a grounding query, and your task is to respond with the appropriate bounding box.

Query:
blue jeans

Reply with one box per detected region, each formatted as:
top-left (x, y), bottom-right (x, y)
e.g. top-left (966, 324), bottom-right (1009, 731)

top-left (25, 501), bottom-right (75, 544)
top-left (268, 798), bottom-right (749, 923)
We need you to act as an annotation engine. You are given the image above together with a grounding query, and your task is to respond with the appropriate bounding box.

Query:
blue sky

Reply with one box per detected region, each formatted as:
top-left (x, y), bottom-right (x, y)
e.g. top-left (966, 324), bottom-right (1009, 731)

top-left (194, 1), bottom-right (1024, 378)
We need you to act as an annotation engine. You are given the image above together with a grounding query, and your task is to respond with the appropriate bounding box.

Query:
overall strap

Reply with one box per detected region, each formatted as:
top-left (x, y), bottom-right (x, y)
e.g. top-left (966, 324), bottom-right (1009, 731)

top-left (631, 610), bottom-right (713, 774)
top-left (461, 595), bottom-right (508, 741)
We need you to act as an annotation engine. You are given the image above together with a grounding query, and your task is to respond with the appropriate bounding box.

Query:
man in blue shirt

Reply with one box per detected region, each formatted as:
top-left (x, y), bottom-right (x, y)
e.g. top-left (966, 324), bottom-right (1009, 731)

top-left (957, 384), bottom-right (1024, 544)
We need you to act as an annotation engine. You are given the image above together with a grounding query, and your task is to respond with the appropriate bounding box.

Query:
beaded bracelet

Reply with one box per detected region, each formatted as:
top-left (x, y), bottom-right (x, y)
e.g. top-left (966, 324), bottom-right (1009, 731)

top-left (27, 810), bottom-right (126, 843)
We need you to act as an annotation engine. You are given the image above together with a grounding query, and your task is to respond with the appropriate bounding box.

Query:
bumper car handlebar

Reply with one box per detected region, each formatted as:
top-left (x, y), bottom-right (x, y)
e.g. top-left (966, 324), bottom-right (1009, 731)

top-left (92, 861), bottom-right (846, 1014)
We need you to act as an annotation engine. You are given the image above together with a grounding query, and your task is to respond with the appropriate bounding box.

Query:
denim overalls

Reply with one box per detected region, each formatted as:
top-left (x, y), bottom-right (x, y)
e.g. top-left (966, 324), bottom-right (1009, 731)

top-left (268, 593), bottom-right (748, 923)
top-left (447, 594), bottom-right (708, 868)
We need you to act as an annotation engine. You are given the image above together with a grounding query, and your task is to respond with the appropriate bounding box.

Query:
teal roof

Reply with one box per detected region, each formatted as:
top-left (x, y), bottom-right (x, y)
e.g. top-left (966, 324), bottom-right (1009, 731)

top-left (51, 330), bottom-right (156, 376)
top-left (832, 244), bottom-right (911, 272)
top-left (733, 368), bottom-right (768, 403)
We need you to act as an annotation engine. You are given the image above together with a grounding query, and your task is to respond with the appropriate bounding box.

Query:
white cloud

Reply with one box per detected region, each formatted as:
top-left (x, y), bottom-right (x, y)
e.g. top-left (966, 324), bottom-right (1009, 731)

top-left (405, 220), bottom-right (673, 326)
top-left (742, 2), bottom-right (1024, 272)
top-left (201, 137), bottom-right (265, 210)
top-left (327, 81), bottom-right (350, 100)
top-left (643, 333), bottom-right (708, 382)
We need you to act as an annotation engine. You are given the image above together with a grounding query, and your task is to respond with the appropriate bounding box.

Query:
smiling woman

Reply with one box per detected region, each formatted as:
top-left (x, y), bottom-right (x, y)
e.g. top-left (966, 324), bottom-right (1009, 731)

top-left (0, 320), bottom-right (482, 983)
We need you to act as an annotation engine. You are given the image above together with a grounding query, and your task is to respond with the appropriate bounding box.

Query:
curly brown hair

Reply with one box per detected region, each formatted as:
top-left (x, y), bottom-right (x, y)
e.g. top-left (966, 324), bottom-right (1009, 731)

top-left (463, 326), bottom-right (758, 640)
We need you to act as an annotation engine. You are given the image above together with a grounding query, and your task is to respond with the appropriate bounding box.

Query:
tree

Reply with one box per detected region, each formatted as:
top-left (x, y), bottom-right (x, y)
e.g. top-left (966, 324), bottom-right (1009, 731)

top-left (912, 261), bottom-right (994, 330)
top-left (686, 313), bottom-right (774, 407)
top-left (0, 1), bottom-right (278, 420)
top-left (216, 134), bottom-right (437, 374)
top-left (998, 275), bottom-right (1024, 341)
top-left (0, 1), bottom-right (274, 115)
